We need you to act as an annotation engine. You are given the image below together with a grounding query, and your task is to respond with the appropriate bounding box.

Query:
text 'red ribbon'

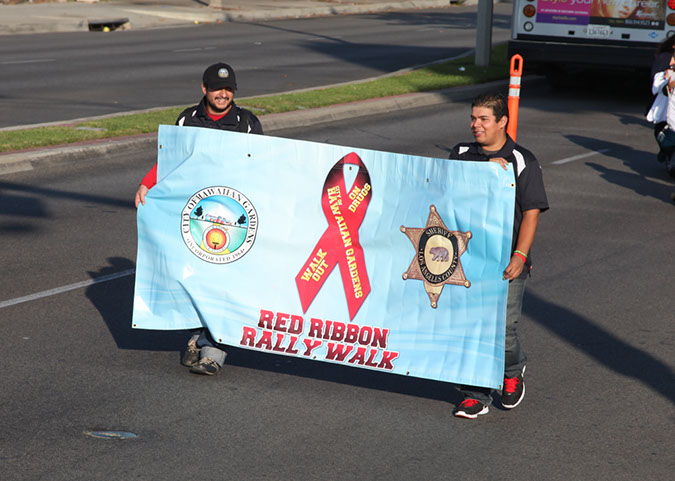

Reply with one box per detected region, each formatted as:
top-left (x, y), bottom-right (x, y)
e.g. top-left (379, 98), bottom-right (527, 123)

top-left (296, 152), bottom-right (372, 320)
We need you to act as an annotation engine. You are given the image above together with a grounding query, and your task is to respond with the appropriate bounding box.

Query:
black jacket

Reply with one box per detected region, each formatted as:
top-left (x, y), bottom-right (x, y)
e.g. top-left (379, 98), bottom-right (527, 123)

top-left (176, 97), bottom-right (263, 134)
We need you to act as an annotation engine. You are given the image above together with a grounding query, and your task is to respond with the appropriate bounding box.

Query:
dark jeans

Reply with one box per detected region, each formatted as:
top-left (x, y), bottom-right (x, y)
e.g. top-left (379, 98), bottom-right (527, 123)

top-left (458, 276), bottom-right (528, 405)
top-left (655, 122), bottom-right (670, 153)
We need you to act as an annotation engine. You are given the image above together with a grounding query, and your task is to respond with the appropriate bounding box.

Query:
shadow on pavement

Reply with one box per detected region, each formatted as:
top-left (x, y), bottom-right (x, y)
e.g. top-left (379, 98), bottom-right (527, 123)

top-left (586, 161), bottom-right (675, 204)
top-left (525, 291), bottom-right (675, 404)
top-left (0, 181), bottom-right (134, 210)
top-left (86, 256), bottom-right (189, 352)
top-left (223, 342), bottom-right (462, 405)
top-left (565, 134), bottom-right (675, 203)
top-left (0, 191), bottom-right (48, 234)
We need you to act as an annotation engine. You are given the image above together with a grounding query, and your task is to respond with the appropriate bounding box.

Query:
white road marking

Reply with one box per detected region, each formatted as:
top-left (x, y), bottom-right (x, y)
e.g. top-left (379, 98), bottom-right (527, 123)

top-left (1, 59), bottom-right (56, 65)
top-left (552, 149), bottom-right (610, 165)
top-left (173, 47), bottom-right (216, 52)
top-left (0, 269), bottom-right (135, 309)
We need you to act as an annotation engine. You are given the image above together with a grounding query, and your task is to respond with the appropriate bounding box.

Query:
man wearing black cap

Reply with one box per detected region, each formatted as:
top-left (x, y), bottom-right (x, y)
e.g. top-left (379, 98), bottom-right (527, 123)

top-left (174, 62), bottom-right (264, 133)
top-left (134, 62), bottom-right (263, 376)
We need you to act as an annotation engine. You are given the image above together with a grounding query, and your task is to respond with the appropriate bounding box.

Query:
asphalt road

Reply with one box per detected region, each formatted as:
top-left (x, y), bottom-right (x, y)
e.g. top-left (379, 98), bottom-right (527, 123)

top-left (0, 4), bottom-right (513, 128)
top-left (0, 76), bottom-right (673, 480)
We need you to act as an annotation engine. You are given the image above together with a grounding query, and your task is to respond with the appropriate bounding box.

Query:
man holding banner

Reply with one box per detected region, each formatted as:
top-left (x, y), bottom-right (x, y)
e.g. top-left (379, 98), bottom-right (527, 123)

top-left (134, 62), bottom-right (263, 376)
top-left (450, 93), bottom-right (549, 419)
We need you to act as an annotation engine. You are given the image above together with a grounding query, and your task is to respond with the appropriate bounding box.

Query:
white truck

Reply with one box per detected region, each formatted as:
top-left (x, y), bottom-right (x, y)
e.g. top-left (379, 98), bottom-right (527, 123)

top-left (508, 0), bottom-right (673, 72)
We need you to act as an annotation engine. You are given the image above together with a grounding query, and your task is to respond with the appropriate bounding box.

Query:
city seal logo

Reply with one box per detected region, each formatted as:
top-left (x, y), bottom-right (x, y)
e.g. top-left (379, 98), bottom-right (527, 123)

top-left (401, 205), bottom-right (471, 308)
top-left (181, 186), bottom-right (258, 264)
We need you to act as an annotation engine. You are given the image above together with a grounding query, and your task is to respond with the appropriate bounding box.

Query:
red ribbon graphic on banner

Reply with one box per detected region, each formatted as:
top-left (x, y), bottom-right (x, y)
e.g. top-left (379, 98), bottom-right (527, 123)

top-left (295, 152), bottom-right (372, 320)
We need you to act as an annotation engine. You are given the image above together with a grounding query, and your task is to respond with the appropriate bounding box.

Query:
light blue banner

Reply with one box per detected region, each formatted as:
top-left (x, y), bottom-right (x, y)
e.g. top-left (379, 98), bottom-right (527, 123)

top-left (133, 125), bottom-right (515, 389)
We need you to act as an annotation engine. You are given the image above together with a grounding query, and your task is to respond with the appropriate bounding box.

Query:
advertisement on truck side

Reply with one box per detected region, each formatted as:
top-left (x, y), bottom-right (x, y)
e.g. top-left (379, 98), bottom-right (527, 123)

top-left (509, 0), bottom-right (674, 70)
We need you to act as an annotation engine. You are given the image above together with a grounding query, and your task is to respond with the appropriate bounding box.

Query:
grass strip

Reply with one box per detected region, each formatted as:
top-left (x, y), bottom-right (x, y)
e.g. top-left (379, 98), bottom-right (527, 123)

top-left (0, 44), bottom-right (508, 153)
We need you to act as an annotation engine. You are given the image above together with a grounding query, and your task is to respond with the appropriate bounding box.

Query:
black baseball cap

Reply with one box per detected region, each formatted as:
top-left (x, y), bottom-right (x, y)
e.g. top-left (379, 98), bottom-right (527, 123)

top-left (202, 63), bottom-right (237, 91)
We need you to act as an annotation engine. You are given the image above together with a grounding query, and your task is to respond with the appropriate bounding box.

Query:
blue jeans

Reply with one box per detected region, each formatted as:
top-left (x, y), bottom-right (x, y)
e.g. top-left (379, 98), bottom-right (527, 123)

top-left (458, 276), bottom-right (528, 405)
top-left (190, 328), bottom-right (227, 366)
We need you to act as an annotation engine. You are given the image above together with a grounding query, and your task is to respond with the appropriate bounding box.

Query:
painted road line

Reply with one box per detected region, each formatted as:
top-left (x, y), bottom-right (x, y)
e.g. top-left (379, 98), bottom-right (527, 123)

top-left (173, 48), bottom-right (204, 52)
top-left (0, 269), bottom-right (135, 309)
top-left (552, 149), bottom-right (610, 165)
top-left (1, 59), bottom-right (56, 65)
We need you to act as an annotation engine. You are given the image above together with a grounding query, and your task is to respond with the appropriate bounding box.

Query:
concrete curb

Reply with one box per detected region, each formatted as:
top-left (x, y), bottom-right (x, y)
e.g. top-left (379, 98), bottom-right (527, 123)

top-left (260, 79), bottom-right (508, 130)
top-left (0, 78), bottom-right (510, 175)
top-left (0, 135), bottom-right (157, 175)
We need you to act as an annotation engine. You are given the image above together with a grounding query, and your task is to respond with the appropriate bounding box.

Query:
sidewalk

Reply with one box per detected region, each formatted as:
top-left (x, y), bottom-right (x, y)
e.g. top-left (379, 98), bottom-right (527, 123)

top-left (0, 0), bottom-right (464, 35)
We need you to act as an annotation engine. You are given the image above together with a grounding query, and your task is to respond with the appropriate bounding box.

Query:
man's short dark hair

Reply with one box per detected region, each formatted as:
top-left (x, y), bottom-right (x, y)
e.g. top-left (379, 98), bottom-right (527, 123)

top-left (472, 92), bottom-right (509, 125)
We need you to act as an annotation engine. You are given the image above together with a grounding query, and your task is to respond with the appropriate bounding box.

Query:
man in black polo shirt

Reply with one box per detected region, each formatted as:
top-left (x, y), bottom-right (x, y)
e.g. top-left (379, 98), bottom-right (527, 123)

top-left (450, 92), bottom-right (549, 419)
top-left (174, 62), bottom-right (263, 133)
top-left (134, 62), bottom-right (262, 376)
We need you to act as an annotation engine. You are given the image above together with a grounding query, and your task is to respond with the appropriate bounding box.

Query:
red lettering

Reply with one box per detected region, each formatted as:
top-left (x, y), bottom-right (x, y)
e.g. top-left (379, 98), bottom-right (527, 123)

top-left (302, 338), bottom-right (323, 357)
top-left (286, 335), bottom-right (299, 355)
top-left (358, 326), bottom-right (373, 346)
top-left (325, 342), bottom-right (354, 362)
top-left (272, 332), bottom-right (286, 353)
top-left (240, 326), bottom-right (257, 347)
top-left (345, 323), bottom-right (359, 344)
top-left (255, 330), bottom-right (273, 350)
top-left (274, 312), bottom-right (289, 332)
top-left (364, 348), bottom-right (379, 367)
top-left (377, 350), bottom-right (399, 370)
top-left (288, 315), bottom-right (303, 335)
top-left (249, 313), bottom-right (392, 369)
top-left (308, 318), bottom-right (323, 338)
top-left (371, 327), bottom-right (388, 349)
top-left (348, 346), bottom-right (367, 365)
top-left (258, 309), bottom-right (274, 329)
top-left (331, 321), bottom-right (345, 342)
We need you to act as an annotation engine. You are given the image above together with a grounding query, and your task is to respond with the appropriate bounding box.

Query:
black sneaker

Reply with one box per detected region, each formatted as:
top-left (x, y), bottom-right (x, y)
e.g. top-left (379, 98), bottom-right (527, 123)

top-left (190, 357), bottom-right (221, 376)
top-left (181, 338), bottom-right (200, 367)
top-left (453, 399), bottom-right (489, 419)
top-left (502, 367), bottom-right (526, 409)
